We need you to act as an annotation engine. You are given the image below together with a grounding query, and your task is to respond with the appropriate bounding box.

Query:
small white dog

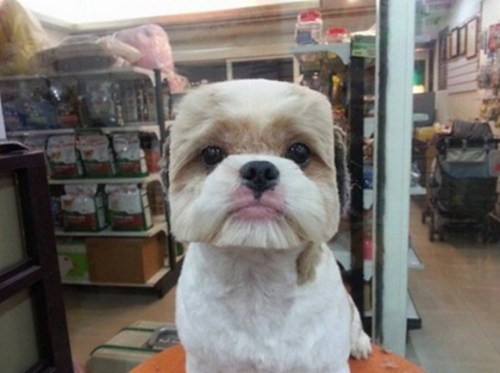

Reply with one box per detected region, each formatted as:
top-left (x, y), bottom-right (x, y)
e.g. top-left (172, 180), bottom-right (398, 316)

top-left (168, 79), bottom-right (371, 373)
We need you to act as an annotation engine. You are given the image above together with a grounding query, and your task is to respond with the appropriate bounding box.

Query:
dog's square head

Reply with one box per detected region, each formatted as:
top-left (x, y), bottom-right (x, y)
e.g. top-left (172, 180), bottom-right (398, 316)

top-left (168, 79), bottom-right (349, 249)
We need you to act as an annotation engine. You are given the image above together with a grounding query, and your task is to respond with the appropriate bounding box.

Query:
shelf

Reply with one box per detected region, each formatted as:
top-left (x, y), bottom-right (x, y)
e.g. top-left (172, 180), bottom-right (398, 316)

top-left (61, 266), bottom-right (170, 288)
top-left (49, 172), bottom-right (161, 185)
top-left (7, 122), bottom-right (164, 138)
top-left (291, 42), bottom-right (351, 65)
top-left (363, 244), bottom-right (423, 278)
top-left (364, 117), bottom-right (375, 138)
top-left (364, 292), bottom-right (422, 331)
top-left (364, 189), bottom-right (373, 210)
top-left (408, 240), bottom-right (424, 270)
top-left (0, 66), bottom-right (166, 86)
top-left (410, 185), bottom-right (426, 196)
top-left (327, 230), bottom-right (351, 270)
top-left (363, 185), bottom-right (426, 210)
top-left (55, 220), bottom-right (167, 238)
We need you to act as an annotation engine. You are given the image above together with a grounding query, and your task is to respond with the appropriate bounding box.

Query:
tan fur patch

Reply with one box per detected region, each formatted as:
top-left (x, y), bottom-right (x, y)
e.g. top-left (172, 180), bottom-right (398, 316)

top-left (296, 242), bottom-right (322, 286)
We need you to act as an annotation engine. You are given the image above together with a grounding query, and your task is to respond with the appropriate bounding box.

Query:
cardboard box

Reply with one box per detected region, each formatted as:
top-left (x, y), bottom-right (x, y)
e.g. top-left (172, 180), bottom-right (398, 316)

top-left (57, 239), bottom-right (89, 281)
top-left (86, 235), bottom-right (164, 284)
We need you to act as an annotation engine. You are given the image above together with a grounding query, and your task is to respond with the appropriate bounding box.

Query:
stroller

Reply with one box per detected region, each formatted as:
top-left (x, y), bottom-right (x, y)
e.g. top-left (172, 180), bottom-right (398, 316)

top-left (422, 120), bottom-right (500, 242)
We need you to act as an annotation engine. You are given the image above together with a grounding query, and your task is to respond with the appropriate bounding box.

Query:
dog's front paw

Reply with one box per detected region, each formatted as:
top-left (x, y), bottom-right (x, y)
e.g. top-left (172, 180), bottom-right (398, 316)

top-left (350, 332), bottom-right (372, 360)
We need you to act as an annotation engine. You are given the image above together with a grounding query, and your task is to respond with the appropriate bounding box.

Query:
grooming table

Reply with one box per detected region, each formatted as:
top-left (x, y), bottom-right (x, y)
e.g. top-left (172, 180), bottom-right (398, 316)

top-left (130, 344), bottom-right (425, 373)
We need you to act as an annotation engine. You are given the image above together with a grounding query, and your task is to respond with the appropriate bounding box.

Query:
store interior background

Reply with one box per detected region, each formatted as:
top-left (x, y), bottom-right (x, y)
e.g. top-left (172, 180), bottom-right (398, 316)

top-left (1, 0), bottom-right (499, 372)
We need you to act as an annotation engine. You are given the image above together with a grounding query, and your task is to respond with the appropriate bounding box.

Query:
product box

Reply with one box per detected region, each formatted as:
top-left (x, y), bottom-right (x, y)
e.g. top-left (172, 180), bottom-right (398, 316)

top-left (88, 321), bottom-right (178, 373)
top-left (78, 134), bottom-right (116, 177)
top-left (86, 235), bottom-right (164, 284)
top-left (46, 135), bottom-right (84, 179)
top-left (56, 239), bottom-right (89, 281)
top-left (351, 33), bottom-right (376, 58)
top-left (61, 185), bottom-right (107, 232)
top-left (106, 185), bottom-right (153, 231)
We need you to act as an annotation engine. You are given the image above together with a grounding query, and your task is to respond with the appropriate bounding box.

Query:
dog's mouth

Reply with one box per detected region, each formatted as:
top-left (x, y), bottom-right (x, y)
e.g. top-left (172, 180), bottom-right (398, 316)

top-left (229, 188), bottom-right (285, 221)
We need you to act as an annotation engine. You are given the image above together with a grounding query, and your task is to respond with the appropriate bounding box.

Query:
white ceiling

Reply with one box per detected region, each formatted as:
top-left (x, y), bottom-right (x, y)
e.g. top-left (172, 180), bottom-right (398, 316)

top-left (19, 0), bottom-right (320, 29)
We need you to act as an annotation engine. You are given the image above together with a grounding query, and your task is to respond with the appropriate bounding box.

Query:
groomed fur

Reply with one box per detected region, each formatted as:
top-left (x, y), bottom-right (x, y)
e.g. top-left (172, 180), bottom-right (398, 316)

top-left (168, 80), bottom-right (371, 373)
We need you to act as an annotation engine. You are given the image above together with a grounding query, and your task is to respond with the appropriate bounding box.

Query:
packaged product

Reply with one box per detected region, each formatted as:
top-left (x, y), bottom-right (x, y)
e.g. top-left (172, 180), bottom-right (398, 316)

top-left (140, 132), bottom-right (161, 173)
top-left (61, 185), bottom-right (106, 231)
top-left (106, 184), bottom-right (153, 231)
top-left (85, 80), bottom-right (124, 127)
top-left (46, 135), bottom-right (84, 179)
top-left (78, 134), bottom-right (116, 177)
top-left (295, 10), bottom-right (323, 45)
top-left (112, 132), bottom-right (148, 176)
top-left (325, 27), bottom-right (349, 44)
top-left (56, 239), bottom-right (89, 281)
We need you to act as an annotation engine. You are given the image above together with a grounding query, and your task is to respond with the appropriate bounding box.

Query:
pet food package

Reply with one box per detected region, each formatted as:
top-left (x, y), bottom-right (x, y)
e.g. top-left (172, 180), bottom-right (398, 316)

top-left (140, 132), bottom-right (161, 173)
top-left (61, 185), bottom-right (106, 231)
top-left (46, 135), bottom-right (84, 179)
top-left (78, 134), bottom-right (116, 177)
top-left (106, 184), bottom-right (153, 231)
top-left (56, 239), bottom-right (89, 281)
top-left (113, 132), bottom-right (148, 176)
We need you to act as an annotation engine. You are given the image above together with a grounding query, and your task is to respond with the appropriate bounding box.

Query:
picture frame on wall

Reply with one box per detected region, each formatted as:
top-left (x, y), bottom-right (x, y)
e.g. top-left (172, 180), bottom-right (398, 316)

top-left (450, 28), bottom-right (458, 57)
top-left (466, 17), bottom-right (478, 58)
top-left (458, 25), bottom-right (467, 55)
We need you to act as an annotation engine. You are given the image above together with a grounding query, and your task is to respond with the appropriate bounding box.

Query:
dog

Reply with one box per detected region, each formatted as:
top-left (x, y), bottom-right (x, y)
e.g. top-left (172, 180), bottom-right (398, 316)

top-left (168, 79), bottom-right (372, 373)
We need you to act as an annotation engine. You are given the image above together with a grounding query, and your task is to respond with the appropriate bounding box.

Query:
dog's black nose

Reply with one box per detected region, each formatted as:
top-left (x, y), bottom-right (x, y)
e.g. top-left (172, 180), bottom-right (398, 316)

top-left (240, 161), bottom-right (279, 196)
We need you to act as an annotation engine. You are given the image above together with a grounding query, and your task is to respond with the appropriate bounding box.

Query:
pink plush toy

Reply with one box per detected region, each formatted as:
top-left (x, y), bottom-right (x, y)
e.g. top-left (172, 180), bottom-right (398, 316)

top-left (115, 24), bottom-right (189, 92)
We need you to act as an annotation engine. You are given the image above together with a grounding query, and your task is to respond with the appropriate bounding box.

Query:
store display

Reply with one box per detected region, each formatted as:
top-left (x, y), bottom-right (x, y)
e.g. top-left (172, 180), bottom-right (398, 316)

top-left (61, 185), bottom-right (107, 232)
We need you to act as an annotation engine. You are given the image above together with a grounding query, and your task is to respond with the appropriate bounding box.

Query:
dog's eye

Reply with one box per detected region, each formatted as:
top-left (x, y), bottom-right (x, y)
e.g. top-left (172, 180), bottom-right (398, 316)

top-left (201, 146), bottom-right (226, 166)
top-left (286, 143), bottom-right (311, 166)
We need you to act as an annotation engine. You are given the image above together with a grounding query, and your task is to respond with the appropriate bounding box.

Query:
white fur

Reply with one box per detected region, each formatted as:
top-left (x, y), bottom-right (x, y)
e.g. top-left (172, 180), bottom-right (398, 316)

top-left (171, 154), bottom-right (332, 249)
top-left (170, 80), bottom-right (372, 373)
top-left (177, 243), bottom-right (354, 373)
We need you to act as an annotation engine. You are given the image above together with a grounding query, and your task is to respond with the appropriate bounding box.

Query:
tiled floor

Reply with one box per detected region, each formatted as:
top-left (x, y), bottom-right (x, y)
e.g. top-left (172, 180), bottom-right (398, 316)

top-left (65, 201), bottom-right (500, 372)
top-left (407, 200), bottom-right (500, 373)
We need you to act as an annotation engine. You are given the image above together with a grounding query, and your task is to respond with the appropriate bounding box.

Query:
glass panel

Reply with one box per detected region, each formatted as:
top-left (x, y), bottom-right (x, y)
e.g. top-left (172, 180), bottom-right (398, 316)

top-left (0, 290), bottom-right (41, 372)
top-left (0, 174), bottom-right (25, 272)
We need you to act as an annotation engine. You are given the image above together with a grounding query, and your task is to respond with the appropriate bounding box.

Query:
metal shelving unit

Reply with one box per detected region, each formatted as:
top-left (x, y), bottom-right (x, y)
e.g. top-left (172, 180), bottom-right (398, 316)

top-left (2, 67), bottom-right (181, 297)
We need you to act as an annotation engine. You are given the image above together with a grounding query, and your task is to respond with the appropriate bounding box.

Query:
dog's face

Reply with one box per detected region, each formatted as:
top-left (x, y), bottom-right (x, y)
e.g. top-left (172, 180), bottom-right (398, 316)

top-left (168, 79), bottom-right (347, 249)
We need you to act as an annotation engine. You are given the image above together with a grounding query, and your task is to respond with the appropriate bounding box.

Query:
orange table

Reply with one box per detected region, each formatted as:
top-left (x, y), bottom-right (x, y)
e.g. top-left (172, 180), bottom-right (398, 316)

top-left (131, 344), bottom-right (425, 373)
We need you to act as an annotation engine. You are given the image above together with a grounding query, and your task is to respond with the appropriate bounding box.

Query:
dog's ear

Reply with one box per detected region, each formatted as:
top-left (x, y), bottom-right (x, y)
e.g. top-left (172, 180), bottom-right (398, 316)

top-left (333, 126), bottom-right (351, 216)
